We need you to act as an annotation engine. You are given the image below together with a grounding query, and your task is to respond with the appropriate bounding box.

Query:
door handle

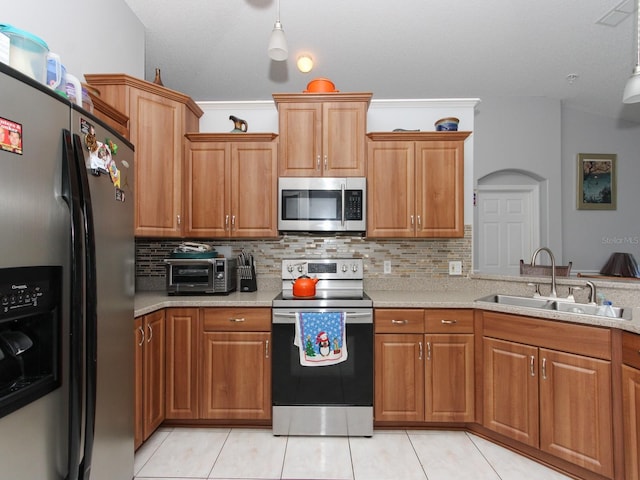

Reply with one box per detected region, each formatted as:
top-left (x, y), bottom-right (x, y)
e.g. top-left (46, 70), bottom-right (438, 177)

top-left (316, 155), bottom-right (321, 170)
top-left (418, 341), bottom-right (423, 360)
top-left (426, 341), bottom-right (432, 361)
top-left (542, 357), bottom-right (547, 380)
top-left (530, 355), bottom-right (535, 376)
top-left (147, 323), bottom-right (153, 343)
top-left (265, 339), bottom-right (270, 359)
top-left (137, 326), bottom-right (145, 346)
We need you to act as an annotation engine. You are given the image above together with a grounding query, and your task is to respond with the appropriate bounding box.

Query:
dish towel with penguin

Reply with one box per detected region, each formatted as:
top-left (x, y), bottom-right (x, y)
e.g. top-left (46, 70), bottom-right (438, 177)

top-left (294, 311), bottom-right (348, 366)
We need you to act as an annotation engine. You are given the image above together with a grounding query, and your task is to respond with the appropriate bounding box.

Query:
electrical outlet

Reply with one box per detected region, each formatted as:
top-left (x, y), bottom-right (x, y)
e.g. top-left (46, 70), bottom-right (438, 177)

top-left (449, 261), bottom-right (463, 276)
top-left (383, 260), bottom-right (391, 274)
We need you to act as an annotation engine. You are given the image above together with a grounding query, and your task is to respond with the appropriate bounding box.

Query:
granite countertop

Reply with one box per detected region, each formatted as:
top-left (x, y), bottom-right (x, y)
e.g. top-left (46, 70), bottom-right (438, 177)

top-left (135, 288), bottom-right (640, 334)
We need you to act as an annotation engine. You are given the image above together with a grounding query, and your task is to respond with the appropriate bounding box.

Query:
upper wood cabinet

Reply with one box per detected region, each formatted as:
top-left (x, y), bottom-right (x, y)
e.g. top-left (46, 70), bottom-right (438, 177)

top-left (84, 74), bottom-right (203, 237)
top-left (184, 133), bottom-right (278, 238)
top-left (366, 132), bottom-right (470, 238)
top-left (273, 93), bottom-right (372, 177)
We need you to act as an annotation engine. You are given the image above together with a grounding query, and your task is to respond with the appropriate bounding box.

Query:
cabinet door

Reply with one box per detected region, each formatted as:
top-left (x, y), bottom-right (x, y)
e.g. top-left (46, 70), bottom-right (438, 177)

top-left (200, 332), bottom-right (271, 420)
top-left (623, 364), bottom-right (640, 480)
top-left (322, 102), bottom-right (366, 176)
top-left (184, 141), bottom-right (230, 237)
top-left (539, 348), bottom-right (613, 477)
top-left (415, 141), bottom-right (464, 237)
top-left (278, 103), bottom-right (322, 176)
top-left (165, 308), bottom-right (199, 419)
top-left (374, 333), bottom-right (424, 422)
top-left (143, 310), bottom-right (166, 440)
top-left (129, 90), bottom-right (184, 237)
top-left (483, 337), bottom-right (539, 447)
top-left (230, 141), bottom-right (278, 237)
top-left (133, 317), bottom-right (144, 449)
top-left (425, 334), bottom-right (474, 422)
top-left (366, 141), bottom-right (416, 237)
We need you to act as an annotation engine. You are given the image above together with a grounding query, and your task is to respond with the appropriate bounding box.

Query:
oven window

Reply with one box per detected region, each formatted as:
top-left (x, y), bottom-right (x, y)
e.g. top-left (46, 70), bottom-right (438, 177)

top-left (272, 323), bottom-right (373, 406)
top-left (281, 190), bottom-right (342, 221)
top-left (171, 265), bottom-right (211, 285)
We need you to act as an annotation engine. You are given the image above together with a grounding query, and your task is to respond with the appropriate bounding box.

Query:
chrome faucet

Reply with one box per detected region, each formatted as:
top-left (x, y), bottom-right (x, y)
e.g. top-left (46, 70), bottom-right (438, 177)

top-left (585, 281), bottom-right (597, 305)
top-left (530, 247), bottom-right (557, 298)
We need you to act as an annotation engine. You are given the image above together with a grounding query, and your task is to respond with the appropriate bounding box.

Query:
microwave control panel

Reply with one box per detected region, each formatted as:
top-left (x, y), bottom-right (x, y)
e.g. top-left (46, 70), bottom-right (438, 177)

top-left (344, 190), bottom-right (363, 220)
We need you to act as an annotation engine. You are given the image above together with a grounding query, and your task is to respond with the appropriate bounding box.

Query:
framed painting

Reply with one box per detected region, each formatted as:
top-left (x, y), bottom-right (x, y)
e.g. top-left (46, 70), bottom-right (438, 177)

top-left (577, 153), bottom-right (616, 210)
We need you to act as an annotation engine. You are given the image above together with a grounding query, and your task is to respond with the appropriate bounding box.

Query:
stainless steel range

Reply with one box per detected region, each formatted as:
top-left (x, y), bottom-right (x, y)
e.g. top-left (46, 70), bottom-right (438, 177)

top-left (271, 258), bottom-right (373, 437)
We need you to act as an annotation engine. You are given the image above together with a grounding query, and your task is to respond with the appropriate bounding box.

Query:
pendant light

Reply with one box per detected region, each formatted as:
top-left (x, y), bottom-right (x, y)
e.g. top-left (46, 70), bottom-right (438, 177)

top-left (268, 0), bottom-right (288, 61)
top-left (623, 0), bottom-right (640, 103)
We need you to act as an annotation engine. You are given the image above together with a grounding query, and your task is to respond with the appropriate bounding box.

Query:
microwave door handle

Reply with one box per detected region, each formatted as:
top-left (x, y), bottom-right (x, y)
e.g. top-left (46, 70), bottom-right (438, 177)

top-left (341, 183), bottom-right (346, 227)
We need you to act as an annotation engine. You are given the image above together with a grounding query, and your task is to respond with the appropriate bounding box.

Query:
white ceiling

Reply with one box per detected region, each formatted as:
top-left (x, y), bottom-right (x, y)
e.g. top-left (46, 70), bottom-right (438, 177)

top-left (124, 0), bottom-right (640, 123)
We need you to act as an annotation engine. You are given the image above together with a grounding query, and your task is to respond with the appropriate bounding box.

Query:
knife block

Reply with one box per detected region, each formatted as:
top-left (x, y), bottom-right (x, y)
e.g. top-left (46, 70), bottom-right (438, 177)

top-left (239, 265), bottom-right (257, 292)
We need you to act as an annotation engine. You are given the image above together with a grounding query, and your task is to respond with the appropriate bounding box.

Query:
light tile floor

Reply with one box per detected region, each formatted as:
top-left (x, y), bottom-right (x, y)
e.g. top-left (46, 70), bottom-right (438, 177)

top-left (134, 427), bottom-right (574, 480)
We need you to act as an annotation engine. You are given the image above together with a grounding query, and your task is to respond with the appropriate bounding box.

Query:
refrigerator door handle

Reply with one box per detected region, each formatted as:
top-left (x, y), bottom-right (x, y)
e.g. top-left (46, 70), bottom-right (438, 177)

top-left (60, 130), bottom-right (83, 480)
top-left (72, 133), bottom-right (98, 480)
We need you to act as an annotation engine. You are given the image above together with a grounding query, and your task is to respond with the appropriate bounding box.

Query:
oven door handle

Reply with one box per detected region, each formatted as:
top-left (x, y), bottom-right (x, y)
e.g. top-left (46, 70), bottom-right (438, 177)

top-left (272, 311), bottom-right (373, 324)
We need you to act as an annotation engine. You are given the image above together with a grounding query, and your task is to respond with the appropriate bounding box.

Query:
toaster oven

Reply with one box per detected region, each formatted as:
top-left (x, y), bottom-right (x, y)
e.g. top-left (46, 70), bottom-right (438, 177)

top-left (164, 257), bottom-right (237, 295)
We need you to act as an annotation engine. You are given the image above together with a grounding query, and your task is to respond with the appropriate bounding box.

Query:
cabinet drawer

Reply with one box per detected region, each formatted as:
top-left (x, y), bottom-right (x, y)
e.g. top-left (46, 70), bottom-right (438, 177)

top-left (424, 309), bottom-right (474, 333)
top-left (623, 331), bottom-right (640, 369)
top-left (375, 309), bottom-right (424, 333)
top-left (202, 308), bottom-right (271, 332)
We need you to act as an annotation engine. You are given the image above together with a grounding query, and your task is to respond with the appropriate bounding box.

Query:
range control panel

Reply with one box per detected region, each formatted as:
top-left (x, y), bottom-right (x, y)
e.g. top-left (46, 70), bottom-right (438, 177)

top-left (282, 258), bottom-right (364, 280)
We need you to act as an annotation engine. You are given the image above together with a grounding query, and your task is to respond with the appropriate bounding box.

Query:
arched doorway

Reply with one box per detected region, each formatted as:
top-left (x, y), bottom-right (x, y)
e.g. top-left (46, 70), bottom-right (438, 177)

top-left (474, 170), bottom-right (546, 275)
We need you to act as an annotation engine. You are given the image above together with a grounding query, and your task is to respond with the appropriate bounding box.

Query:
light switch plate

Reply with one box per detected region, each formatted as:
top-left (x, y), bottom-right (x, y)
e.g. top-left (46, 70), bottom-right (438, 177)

top-left (449, 261), bottom-right (462, 276)
top-left (383, 260), bottom-right (391, 274)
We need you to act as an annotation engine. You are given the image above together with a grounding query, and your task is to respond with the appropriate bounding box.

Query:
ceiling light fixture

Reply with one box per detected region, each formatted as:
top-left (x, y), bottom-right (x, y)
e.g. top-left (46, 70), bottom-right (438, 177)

top-left (268, 0), bottom-right (288, 61)
top-left (623, 0), bottom-right (640, 103)
top-left (297, 55), bottom-right (313, 73)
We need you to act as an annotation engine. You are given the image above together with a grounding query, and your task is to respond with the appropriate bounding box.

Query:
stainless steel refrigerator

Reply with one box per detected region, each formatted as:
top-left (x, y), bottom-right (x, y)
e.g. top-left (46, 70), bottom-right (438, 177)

top-left (0, 63), bottom-right (135, 479)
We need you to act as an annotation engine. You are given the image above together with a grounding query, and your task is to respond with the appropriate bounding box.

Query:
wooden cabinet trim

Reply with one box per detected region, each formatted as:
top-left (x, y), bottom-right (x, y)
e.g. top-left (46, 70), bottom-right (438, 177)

top-left (85, 73), bottom-right (204, 117)
top-left (273, 92), bottom-right (372, 107)
top-left (367, 131), bottom-right (471, 142)
top-left (482, 311), bottom-right (611, 360)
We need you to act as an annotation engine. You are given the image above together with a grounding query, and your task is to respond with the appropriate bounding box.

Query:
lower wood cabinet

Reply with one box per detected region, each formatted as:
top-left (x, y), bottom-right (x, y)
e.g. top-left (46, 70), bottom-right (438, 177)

top-left (165, 308), bottom-right (199, 419)
top-left (374, 309), bottom-right (474, 423)
top-left (622, 332), bottom-right (640, 480)
top-left (482, 311), bottom-right (613, 478)
top-left (200, 308), bottom-right (271, 420)
top-left (134, 310), bottom-right (165, 449)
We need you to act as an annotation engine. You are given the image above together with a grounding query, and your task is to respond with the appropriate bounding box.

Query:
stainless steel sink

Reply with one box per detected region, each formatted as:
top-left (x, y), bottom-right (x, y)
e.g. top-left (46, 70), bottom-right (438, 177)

top-left (476, 294), bottom-right (632, 320)
top-left (553, 301), bottom-right (632, 320)
top-left (476, 294), bottom-right (555, 309)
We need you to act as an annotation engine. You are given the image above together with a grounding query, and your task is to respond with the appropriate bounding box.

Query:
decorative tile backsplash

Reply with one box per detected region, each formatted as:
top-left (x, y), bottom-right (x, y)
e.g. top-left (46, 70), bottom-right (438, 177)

top-left (135, 226), bottom-right (472, 291)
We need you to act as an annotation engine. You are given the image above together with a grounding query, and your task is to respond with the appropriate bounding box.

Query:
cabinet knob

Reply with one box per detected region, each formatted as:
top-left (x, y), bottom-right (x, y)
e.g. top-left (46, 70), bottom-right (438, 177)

top-left (324, 155), bottom-right (328, 170)
top-left (316, 155), bottom-right (321, 170)
top-left (177, 214), bottom-right (181, 226)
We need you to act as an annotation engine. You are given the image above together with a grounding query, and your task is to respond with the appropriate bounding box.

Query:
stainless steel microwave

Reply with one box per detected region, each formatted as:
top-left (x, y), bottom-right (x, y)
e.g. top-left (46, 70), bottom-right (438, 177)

top-left (278, 177), bottom-right (366, 233)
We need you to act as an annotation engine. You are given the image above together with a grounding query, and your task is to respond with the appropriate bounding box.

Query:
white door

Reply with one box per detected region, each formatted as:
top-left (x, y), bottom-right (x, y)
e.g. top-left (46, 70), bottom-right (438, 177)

top-left (476, 186), bottom-right (539, 275)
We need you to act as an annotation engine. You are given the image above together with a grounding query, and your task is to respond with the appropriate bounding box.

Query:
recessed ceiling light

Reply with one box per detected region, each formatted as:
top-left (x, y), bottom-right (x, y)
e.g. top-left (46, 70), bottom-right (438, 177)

top-left (297, 55), bottom-right (314, 73)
